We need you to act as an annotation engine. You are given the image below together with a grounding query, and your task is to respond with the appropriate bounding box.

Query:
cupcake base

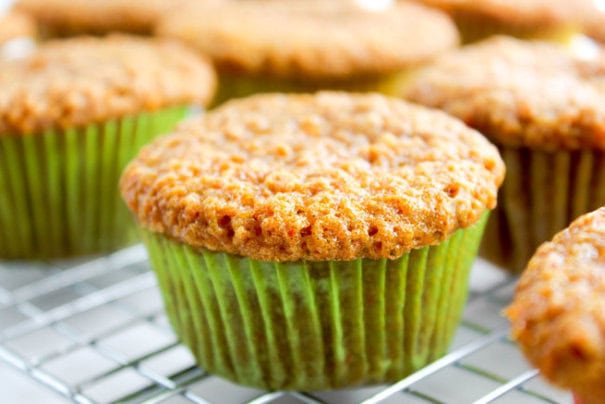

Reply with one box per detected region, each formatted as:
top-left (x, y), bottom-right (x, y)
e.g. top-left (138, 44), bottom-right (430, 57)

top-left (480, 147), bottom-right (605, 273)
top-left (143, 212), bottom-right (488, 391)
top-left (213, 69), bottom-right (417, 106)
top-left (0, 106), bottom-right (187, 259)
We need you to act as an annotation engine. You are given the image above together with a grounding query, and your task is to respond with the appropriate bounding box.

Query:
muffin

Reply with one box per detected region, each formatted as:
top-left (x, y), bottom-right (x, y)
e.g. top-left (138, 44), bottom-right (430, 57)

top-left (156, 0), bottom-right (459, 105)
top-left (582, 8), bottom-right (605, 44)
top-left (0, 11), bottom-right (35, 45)
top-left (13, 0), bottom-right (219, 37)
top-left (404, 36), bottom-right (605, 273)
top-left (410, 0), bottom-right (594, 44)
top-left (0, 35), bottom-right (216, 259)
top-left (0, 11), bottom-right (36, 59)
top-left (506, 207), bottom-right (605, 404)
top-left (120, 92), bottom-right (504, 390)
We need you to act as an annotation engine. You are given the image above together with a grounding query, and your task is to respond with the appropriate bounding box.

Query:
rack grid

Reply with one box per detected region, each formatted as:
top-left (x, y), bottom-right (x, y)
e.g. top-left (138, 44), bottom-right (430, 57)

top-left (0, 245), bottom-right (571, 404)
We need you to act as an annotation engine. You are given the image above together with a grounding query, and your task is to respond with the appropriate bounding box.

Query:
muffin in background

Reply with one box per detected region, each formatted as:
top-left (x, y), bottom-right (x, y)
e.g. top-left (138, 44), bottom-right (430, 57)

top-left (0, 35), bottom-right (216, 259)
top-left (404, 36), bottom-right (605, 273)
top-left (581, 6), bottom-right (605, 44)
top-left (506, 207), bottom-right (605, 404)
top-left (13, 0), bottom-right (220, 38)
top-left (120, 92), bottom-right (504, 390)
top-left (410, 0), bottom-right (595, 44)
top-left (156, 0), bottom-right (459, 105)
top-left (0, 11), bottom-right (36, 60)
top-left (0, 10), bottom-right (35, 45)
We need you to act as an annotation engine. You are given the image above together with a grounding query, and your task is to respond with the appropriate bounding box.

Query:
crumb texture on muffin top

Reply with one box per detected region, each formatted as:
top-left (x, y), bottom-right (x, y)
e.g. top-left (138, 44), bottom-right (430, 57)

top-left (0, 35), bottom-right (216, 135)
top-left (506, 207), bottom-right (605, 401)
top-left (121, 92), bottom-right (504, 262)
top-left (156, 0), bottom-right (459, 79)
top-left (404, 36), bottom-right (605, 150)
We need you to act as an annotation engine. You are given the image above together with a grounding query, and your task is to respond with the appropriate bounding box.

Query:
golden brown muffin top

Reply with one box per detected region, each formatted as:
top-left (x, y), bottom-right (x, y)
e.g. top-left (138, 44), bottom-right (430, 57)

top-left (156, 0), bottom-right (459, 80)
top-left (506, 207), bottom-right (605, 403)
top-left (121, 92), bottom-right (504, 262)
top-left (0, 11), bottom-right (35, 44)
top-left (0, 35), bottom-right (216, 135)
top-left (404, 36), bottom-right (605, 150)
top-left (14, 0), bottom-right (220, 36)
top-left (412, 0), bottom-right (592, 27)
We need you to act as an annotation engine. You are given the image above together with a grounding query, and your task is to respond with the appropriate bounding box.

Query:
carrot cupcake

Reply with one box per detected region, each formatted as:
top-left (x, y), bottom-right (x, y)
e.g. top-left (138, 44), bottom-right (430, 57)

top-left (120, 92), bottom-right (504, 390)
top-left (506, 207), bottom-right (605, 404)
top-left (411, 0), bottom-right (595, 44)
top-left (404, 36), bottom-right (605, 273)
top-left (14, 0), bottom-right (219, 37)
top-left (156, 0), bottom-right (459, 104)
top-left (0, 35), bottom-right (216, 259)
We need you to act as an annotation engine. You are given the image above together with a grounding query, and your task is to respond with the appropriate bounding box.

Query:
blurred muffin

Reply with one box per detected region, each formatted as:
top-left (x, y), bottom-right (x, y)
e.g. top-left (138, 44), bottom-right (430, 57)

top-left (582, 6), bottom-right (605, 44)
top-left (120, 91), bottom-right (504, 390)
top-left (0, 11), bottom-right (36, 59)
top-left (411, 0), bottom-right (594, 44)
top-left (506, 207), bottom-right (605, 404)
top-left (156, 0), bottom-right (459, 104)
top-left (0, 11), bottom-right (35, 45)
top-left (0, 35), bottom-right (216, 259)
top-left (14, 0), bottom-right (219, 37)
top-left (404, 36), bottom-right (605, 273)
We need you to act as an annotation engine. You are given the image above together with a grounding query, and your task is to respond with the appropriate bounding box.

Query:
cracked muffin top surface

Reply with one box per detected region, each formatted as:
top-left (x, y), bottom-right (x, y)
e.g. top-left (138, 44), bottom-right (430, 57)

top-left (121, 92), bottom-right (504, 262)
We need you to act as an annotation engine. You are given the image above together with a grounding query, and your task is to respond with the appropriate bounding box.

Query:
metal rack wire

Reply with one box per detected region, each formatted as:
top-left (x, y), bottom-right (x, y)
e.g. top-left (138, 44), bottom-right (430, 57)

top-left (0, 246), bottom-right (572, 404)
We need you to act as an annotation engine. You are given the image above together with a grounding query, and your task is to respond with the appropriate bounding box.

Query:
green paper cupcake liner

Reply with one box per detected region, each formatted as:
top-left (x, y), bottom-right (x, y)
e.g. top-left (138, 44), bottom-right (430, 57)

top-left (0, 106), bottom-right (187, 259)
top-left (452, 10), bottom-right (578, 45)
top-left (214, 69), bottom-right (416, 106)
top-left (480, 147), bottom-right (605, 273)
top-left (143, 212), bottom-right (489, 391)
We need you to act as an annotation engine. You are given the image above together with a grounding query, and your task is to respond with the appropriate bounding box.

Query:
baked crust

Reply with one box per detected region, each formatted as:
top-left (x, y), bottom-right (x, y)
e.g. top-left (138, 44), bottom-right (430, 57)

top-left (404, 36), bottom-right (605, 150)
top-left (0, 35), bottom-right (216, 135)
top-left (14, 0), bottom-right (217, 36)
top-left (156, 0), bottom-right (459, 80)
top-left (0, 11), bottom-right (35, 44)
top-left (506, 207), bottom-right (605, 402)
top-left (121, 92), bottom-right (504, 262)
top-left (412, 0), bottom-right (592, 28)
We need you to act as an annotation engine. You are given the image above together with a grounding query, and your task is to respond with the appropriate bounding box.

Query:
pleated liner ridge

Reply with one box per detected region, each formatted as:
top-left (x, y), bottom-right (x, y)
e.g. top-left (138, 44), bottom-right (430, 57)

top-left (0, 106), bottom-right (187, 259)
top-left (481, 147), bottom-right (605, 273)
top-left (144, 212), bottom-right (489, 391)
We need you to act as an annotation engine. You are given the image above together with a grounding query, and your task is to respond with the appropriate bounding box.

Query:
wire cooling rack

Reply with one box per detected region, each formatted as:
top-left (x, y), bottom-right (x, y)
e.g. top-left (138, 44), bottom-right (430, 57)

top-left (0, 246), bottom-right (572, 404)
